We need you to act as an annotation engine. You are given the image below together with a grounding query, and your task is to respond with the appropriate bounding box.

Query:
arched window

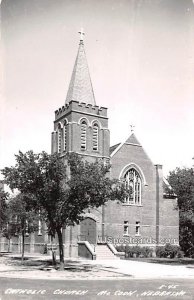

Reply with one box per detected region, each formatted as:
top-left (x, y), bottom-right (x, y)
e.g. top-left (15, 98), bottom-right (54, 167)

top-left (63, 120), bottom-right (67, 151)
top-left (57, 124), bottom-right (62, 153)
top-left (124, 168), bottom-right (142, 205)
top-left (92, 123), bottom-right (99, 151)
top-left (80, 120), bottom-right (87, 150)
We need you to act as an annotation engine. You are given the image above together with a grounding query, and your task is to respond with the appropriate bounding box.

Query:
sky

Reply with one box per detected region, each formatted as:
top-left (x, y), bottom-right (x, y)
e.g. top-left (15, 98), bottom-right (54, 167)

top-left (1, 0), bottom-right (194, 177)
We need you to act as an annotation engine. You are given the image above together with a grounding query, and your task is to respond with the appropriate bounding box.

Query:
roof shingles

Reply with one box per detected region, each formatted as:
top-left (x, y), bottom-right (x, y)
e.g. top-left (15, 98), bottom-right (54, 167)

top-left (65, 41), bottom-right (96, 106)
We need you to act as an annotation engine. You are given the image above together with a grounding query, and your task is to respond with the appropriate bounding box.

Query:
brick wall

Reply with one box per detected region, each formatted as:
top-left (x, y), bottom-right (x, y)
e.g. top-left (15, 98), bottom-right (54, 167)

top-left (107, 141), bottom-right (157, 244)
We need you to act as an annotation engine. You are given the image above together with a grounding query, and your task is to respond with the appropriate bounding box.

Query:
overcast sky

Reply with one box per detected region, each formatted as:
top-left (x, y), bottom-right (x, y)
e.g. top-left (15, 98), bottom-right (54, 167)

top-left (1, 0), bottom-right (194, 177)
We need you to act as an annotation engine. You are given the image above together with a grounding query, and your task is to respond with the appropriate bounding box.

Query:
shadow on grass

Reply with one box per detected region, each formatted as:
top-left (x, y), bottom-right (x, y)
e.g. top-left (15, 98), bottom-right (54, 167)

top-left (1, 254), bottom-right (105, 273)
top-left (1, 253), bottom-right (121, 273)
top-left (0, 254), bottom-right (132, 277)
top-left (1, 255), bottom-right (51, 268)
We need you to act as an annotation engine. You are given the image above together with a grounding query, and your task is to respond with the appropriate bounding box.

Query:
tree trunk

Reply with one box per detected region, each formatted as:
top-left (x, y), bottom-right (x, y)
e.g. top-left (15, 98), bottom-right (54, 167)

top-left (56, 227), bottom-right (64, 270)
top-left (21, 229), bottom-right (25, 262)
top-left (8, 238), bottom-right (11, 253)
top-left (52, 250), bottom-right (57, 266)
top-left (51, 236), bottom-right (57, 266)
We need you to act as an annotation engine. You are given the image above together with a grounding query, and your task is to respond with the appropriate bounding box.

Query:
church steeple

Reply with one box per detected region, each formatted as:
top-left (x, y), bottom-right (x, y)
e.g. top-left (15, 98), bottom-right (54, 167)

top-left (52, 33), bottom-right (109, 160)
top-left (65, 29), bottom-right (96, 106)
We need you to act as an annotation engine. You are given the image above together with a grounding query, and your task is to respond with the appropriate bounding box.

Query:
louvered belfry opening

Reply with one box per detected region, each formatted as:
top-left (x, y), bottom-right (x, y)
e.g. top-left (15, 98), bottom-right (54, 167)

top-left (92, 123), bottom-right (99, 151)
top-left (80, 120), bottom-right (87, 150)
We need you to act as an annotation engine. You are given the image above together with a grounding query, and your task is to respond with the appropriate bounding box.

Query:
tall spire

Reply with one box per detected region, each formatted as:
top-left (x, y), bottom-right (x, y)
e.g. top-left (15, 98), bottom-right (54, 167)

top-left (65, 29), bottom-right (96, 105)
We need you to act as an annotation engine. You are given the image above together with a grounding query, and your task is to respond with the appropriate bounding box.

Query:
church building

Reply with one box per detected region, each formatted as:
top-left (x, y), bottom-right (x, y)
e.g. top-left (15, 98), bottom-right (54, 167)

top-left (51, 32), bottom-right (179, 259)
top-left (0, 33), bottom-right (179, 259)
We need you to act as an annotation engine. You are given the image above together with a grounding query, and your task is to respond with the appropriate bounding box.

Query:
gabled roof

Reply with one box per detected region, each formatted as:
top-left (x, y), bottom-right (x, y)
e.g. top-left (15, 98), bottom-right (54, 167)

top-left (125, 133), bottom-right (141, 146)
top-left (65, 41), bottom-right (96, 106)
top-left (110, 133), bottom-right (142, 157)
top-left (163, 177), bottom-right (177, 199)
top-left (110, 143), bottom-right (121, 155)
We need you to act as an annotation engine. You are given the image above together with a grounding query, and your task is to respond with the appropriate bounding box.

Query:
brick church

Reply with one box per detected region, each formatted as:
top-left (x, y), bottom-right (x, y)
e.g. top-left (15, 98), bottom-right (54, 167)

top-left (50, 33), bottom-right (179, 258)
top-left (0, 33), bottom-right (179, 258)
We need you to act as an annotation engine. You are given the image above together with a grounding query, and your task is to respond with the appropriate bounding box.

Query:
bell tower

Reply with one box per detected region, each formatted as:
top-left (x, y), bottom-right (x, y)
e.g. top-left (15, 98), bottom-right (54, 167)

top-left (51, 31), bottom-right (110, 162)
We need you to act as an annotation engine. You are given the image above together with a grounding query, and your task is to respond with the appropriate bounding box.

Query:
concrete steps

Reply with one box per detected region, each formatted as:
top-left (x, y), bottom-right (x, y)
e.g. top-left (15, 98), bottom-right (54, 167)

top-left (95, 244), bottom-right (119, 260)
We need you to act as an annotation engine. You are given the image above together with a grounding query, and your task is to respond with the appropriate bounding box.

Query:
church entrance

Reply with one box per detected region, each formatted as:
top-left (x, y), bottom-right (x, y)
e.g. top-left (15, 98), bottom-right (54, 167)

top-left (80, 217), bottom-right (97, 244)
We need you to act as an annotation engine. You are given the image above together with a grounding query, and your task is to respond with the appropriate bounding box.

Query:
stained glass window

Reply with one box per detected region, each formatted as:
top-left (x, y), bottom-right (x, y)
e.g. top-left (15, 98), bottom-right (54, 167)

top-left (124, 168), bottom-right (142, 205)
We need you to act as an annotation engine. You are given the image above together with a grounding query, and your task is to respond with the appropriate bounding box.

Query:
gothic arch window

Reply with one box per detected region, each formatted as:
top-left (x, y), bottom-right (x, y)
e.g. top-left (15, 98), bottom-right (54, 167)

top-left (92, 123), bottom-right (99, 151)
top-left (124, 168), bottom-right (142, 205)
top-left (57, 123), bottom-right (62, 153)
top-left (63, 120), bottom-right (68, 151)
top-left (80, 119), bottom-right (87, 150)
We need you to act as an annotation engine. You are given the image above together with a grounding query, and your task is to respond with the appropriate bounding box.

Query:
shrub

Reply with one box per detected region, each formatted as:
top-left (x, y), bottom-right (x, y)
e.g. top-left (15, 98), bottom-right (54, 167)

top-left (185, 246), bottom-right (194, 258)
top-left (156, 246), bottom-right (166, 258)
top-left (156, 243), bottom-right (182, 258)
top-left (177, 250), bottom-right (184, 258)
top-left (117, 243), bottom-right (183, 259)
top-left (125, 246), bottom-right (138, 258)
top-left (115, 244), bottom-right (125, 252)
top-left (124, 245), bottom-right (153, 258)
top-left (140, 246), bottom-right (153, 258)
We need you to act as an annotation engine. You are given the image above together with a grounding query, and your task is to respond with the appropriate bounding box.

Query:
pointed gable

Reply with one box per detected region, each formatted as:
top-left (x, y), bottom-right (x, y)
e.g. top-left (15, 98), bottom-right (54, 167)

top-left (110, 131), bottom-right (154, 184)
top-left (110, 133), bottom-right (142, 158)
top-left (125, 133), bottom-right (141, 146)
top-left (65, 41), bottom-right (96, 106)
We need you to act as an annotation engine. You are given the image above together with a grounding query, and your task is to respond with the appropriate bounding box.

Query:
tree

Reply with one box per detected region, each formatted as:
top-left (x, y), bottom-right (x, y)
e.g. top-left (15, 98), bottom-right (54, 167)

top-left (0, 187), bottom-right (8, 232)
top-left (0, 187), bottom-right (13, 252)
top-left (6, 194), bottom-right (38, 260)
top-left (2, 151), bottom-right (126, 269)
top-left (2, 151), bottom-right (67, 266)
top-left (1, 192), bottom-right (38, 258)
top-left (167, 167), bottom-right (194, 255)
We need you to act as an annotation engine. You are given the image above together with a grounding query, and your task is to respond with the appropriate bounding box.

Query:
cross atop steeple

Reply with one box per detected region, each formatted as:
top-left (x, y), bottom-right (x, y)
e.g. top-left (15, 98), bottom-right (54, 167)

top-left (78, 28), bottom-right (85, 43)
top-left (130, 124), bottom-right (135, 133)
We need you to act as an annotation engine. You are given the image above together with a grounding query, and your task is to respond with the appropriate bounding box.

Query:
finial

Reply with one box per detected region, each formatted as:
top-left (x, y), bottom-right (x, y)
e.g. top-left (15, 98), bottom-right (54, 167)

top-left (130, 124), bottom-right (135, 133)
top-left (78, 28), bottom-right (85, 43)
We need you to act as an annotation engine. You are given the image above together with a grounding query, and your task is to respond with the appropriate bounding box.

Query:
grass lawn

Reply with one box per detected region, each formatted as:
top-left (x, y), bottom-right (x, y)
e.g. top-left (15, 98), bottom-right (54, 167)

top-left (123, 257), bottom-right (194, 266)
top-left (0, 253), bottom-right (130, 278)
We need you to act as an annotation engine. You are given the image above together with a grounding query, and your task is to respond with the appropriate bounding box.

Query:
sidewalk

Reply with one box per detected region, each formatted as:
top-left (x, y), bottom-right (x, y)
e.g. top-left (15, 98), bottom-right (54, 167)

top-left (85, 259), bottom-right (194, 279)
top-left (0, 253), bottom-right (194, 280)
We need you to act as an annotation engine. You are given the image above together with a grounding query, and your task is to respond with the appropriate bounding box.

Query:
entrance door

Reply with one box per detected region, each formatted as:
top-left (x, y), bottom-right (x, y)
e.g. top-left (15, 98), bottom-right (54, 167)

top-left (80, 217), bottom-right (97, 244)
